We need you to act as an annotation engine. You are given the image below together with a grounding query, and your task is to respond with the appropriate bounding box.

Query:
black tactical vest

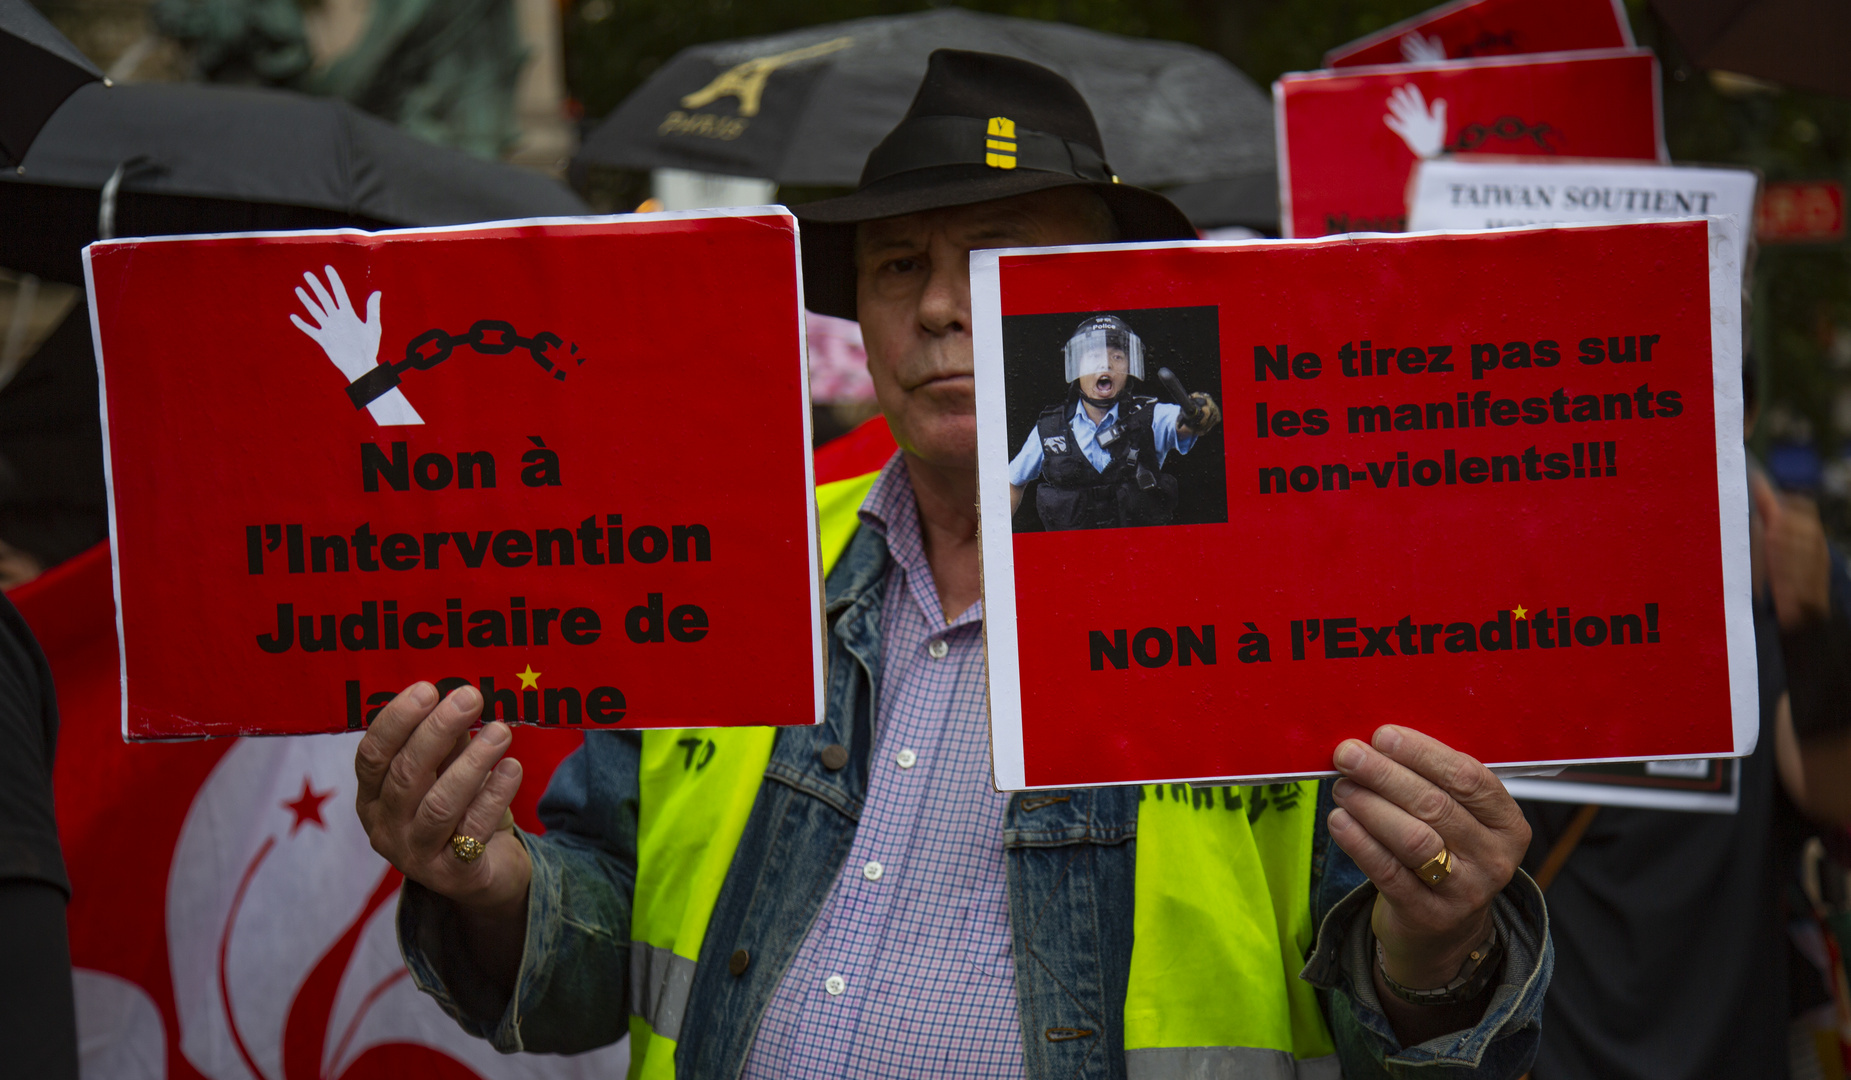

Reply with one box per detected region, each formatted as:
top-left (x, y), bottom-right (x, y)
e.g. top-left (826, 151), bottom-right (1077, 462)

top-left (1032, 393), bottom-right (1179, 530)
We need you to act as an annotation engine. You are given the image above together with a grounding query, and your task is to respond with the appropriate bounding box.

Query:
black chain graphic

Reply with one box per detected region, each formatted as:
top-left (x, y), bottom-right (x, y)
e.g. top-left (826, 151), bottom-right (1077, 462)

top-left (1449, 115), bottom-right (1558, 153)
top-left (345, 319), bottom-right (580, 410)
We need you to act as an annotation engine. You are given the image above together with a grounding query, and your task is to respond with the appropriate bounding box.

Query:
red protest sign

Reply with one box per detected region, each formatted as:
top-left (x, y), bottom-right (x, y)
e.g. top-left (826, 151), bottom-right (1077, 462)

top-left (1756, 180), bottom-right (1845, 244)
top-left (1325, 0), bottom-right (1632, 68)
top-left (86, 211), bottom-right (823, 739)
top-left (1276, 48), bottom-right (1665, 238)
top-left (973, 220), bottom-right (1753, 790)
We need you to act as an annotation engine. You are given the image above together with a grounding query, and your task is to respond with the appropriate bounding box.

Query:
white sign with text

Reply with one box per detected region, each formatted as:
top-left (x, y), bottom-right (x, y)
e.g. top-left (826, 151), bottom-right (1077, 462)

top-left (1409, 160), bottom-right (1757, 235)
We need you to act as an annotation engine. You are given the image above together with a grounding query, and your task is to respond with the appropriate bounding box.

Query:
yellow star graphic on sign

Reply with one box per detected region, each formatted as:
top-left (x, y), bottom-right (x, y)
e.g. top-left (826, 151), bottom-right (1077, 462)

top-left (1511, 604), bottom-right (1529, 620)
top-left (516, 664), bottom-right (541, 690)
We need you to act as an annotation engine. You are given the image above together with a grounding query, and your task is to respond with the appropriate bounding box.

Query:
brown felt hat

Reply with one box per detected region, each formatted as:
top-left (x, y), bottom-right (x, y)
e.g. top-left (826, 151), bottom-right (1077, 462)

top-left (794, 49), bottom-right (1197, 320)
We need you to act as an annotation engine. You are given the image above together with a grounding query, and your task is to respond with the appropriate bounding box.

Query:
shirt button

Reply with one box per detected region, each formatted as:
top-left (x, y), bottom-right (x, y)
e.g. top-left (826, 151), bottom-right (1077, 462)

top-left (895, 748), bottom-right (917, 769)
top-left (927, 639), bottom-right (949, 660)
top-left (862, 860), bottom-right (884, 881)
top-left (824, 975), bottom-right (846, 996)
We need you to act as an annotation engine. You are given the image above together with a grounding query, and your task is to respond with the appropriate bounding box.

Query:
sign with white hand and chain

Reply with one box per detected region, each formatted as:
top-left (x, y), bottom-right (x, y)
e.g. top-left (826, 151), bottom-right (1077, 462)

top-left (85, 210), bottom-right (825, 738)
top-left (1274, 48), bottom-right (1665, 239)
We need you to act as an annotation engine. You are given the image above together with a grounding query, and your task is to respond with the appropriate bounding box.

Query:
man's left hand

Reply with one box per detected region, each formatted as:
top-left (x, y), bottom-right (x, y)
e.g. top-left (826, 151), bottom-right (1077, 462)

top-left (1328, 725), bottom-right (1529, 991)
top-left (1178, 392), bottom-right (1220, 437)
top-left (1751, 470), bottom-right (1831, 630)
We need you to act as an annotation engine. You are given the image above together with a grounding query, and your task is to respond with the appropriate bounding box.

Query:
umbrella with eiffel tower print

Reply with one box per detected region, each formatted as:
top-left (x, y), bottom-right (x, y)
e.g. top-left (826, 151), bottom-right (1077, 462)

top-left (573, 7), bottom-right (1277, 231)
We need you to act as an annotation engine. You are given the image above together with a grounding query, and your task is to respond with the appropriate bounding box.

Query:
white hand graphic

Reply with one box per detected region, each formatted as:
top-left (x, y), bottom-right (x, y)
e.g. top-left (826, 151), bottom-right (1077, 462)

top-left (1400, 31), bottom-right (1446, 64)
top-left (1384, 83), bottom-right (1448, 159)
top-left (288, 266), bottom-right (423, 426)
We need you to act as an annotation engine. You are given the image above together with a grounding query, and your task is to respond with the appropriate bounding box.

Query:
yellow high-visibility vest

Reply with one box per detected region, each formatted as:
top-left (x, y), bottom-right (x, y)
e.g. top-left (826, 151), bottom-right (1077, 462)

top-left (624, 467), bottom-right (1333, 1078)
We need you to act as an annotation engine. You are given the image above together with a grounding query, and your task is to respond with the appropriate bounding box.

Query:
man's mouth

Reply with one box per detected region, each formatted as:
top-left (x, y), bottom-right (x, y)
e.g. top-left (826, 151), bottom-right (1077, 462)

top-left (1093, 375), bottom-right (1115, 395)
top-left (908, 371), bottom-right (973, 393)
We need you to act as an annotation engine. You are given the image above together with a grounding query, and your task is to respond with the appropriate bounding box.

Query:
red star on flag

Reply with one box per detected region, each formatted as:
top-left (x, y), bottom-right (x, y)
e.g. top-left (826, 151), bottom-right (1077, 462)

top-left (281, 777), bottom-right (333, 834)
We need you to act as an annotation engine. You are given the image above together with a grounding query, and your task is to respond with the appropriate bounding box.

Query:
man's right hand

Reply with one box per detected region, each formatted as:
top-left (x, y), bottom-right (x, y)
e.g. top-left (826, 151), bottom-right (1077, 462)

top-left (355, 683), bottom-right (531, 922)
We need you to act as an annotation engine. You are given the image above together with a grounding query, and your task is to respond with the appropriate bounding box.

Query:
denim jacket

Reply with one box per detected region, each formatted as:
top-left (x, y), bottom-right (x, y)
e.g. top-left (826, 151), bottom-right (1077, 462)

top-left (400, 523), bottom-right (1552, 1078)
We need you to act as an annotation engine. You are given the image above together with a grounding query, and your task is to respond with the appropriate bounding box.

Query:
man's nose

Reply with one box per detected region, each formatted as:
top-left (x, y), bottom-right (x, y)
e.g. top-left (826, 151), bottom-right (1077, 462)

top-left (917, 240), bottom-right (970, 335)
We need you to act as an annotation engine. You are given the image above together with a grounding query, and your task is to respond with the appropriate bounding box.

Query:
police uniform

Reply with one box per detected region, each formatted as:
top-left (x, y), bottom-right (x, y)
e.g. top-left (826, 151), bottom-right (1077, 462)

top-left (1008, 313), bottom-right (1206, 530)
top-left (1027, 389), bottom-right (1180, 529)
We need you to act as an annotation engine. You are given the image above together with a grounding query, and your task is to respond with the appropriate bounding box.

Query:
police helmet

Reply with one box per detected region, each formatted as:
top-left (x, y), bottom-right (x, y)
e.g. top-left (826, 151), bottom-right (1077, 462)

top-left (1063, 315), bottom-right (1145, 383)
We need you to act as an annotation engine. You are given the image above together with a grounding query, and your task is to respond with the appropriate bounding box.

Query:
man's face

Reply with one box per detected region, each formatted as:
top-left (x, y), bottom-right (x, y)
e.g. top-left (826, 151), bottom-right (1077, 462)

top-left (1080, 347), bottom-right (1131, 403)
top-left (855, 187), bottom-right (1111, 471)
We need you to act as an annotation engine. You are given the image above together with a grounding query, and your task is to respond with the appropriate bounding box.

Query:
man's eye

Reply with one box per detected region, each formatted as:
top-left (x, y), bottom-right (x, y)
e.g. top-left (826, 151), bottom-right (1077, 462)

top-left (884, 257), bottom-right (922, 274)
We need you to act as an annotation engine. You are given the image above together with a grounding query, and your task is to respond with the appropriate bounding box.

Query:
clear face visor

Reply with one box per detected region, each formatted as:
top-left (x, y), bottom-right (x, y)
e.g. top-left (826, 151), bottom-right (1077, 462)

top-left (1063, 325), bottom-right (1145, 383)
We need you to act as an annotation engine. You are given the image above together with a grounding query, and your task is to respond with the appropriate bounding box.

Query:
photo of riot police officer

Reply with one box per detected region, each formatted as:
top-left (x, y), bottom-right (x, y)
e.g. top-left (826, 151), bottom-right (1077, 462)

top-left (1004, 307), bottom-right (1226, 532)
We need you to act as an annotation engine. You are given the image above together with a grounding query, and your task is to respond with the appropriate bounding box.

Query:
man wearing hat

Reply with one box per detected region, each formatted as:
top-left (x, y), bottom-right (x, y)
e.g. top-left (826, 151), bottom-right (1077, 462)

top-left (356, 50), bottom-right (1549, 1079)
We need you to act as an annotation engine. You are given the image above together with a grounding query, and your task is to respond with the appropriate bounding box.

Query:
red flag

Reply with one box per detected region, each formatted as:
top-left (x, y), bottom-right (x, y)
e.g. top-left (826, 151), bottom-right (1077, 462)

top-left (814, 413), bottom-right (896, 484)
top-left (20, 543), bottom-right (622, 1079)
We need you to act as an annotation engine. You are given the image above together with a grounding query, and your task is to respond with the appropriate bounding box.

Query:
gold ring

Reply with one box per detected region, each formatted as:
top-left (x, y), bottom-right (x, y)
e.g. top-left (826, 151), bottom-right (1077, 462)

top-left (450, 834), bottom-right (488, 862)
top-left (1416, 847), bottom-right (1453, 886)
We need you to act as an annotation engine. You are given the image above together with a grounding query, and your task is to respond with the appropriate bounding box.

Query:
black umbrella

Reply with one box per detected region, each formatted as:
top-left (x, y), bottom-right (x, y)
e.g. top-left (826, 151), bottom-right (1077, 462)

top-left (1652, 0), bottom-right (1851, 97)
top-left (1, 81), bottom-right (589, 283)
top-left (574, 8), bottom-right (1277, 229)
top-left (0, 0), bottom-right (104, 167)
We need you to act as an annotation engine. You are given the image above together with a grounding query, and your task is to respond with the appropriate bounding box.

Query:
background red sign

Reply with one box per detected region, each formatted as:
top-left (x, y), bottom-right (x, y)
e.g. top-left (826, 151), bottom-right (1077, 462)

top-left (977, 222), bottom-right (1751, 788)
top-left (1756, 180), bottom-right (1846, 244)
top-left (1324, 0), bottom-right (1632, 68)
top-left (87, 213), bottom-right (822, 738)
top-left (1276, 49), bottom-right (1666, 238)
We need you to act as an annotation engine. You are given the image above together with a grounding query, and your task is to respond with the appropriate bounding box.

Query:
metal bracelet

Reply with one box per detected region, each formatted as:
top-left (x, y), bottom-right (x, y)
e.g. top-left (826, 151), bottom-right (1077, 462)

top-left (1375, 925), bottom-right (1502, 1007)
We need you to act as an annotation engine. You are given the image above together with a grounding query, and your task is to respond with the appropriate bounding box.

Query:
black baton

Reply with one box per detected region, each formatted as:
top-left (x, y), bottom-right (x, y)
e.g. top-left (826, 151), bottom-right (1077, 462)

top-left (1158, 367), bottom-right (1204, 426)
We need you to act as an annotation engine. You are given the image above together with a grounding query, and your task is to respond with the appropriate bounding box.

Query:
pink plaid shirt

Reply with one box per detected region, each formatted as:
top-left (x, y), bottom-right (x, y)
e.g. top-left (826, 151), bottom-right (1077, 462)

top-left (741, 454), bottom-right (1024, 1078)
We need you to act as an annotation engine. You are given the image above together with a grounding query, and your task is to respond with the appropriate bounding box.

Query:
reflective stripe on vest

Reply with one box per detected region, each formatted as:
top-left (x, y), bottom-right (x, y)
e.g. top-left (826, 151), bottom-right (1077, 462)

top-left (628, 723), bottom-right (774, 1079)
top-left (626, 468), bottom-right (1333, 1078)
top-left (629, 941), bottom-right (697, 1040)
